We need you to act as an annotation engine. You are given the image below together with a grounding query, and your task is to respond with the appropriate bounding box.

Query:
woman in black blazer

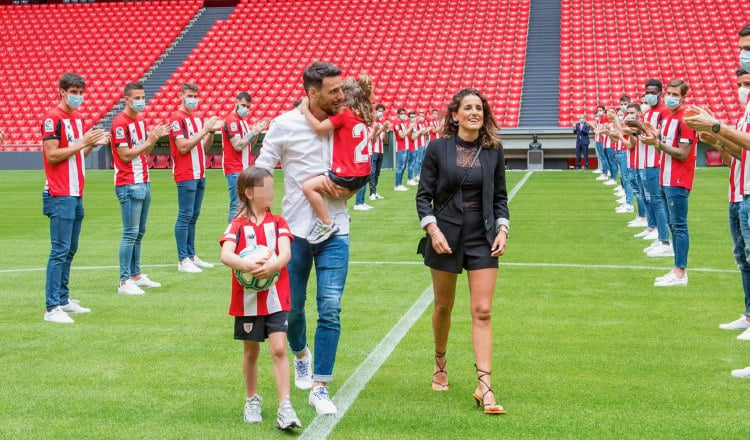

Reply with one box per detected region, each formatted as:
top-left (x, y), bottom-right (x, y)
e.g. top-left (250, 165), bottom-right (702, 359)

top-left (416, 88), bottom-right (509, 415)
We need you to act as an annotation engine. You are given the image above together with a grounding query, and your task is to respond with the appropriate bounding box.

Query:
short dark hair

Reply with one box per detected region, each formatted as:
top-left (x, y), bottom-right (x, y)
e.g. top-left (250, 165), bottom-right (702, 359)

top-left (666, 79), bottom-right (689, 96)
top-left (645, 79), bottom-right (663, 92)
top-left (302, 61), bottom-right (342, 94)
top-left (292, 99), bottom-right (302, 108)
top-left (397, 108), bottom-right (406, 114)
top-left (739, 25), bottom-right (750, 37)
top-left (619, 95), bottom-right (631, 103)
top-left (375, 104), bottom-right (385, 111)
top-left (408, 111), bottom-right (416, 116)
top-left (124, 82), bottom-right (144, 96)
top-left (181, 82), bottom-right (199, 94)
top-left (59, 73), bottom-right (85, 91)
top-left (627, 103), bottom-right (640, 111)
top-left (737, 68), bottom-right (749, 77)
top-left (237, 92), bottom-right (251, 102)
top-left (596, 105), bottom-right (606, 111)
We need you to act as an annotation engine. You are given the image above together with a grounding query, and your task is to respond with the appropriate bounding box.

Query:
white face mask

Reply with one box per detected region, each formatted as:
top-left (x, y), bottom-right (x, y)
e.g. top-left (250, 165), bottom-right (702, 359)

top-left (739, 86), bottom-right (750, 107)
top-left (640, 104), bottom-right (650, 113)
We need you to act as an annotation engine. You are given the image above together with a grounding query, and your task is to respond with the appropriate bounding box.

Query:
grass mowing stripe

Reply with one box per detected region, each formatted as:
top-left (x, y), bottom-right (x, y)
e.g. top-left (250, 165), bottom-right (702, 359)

top-left (300, 171), bottom-right (534, 439)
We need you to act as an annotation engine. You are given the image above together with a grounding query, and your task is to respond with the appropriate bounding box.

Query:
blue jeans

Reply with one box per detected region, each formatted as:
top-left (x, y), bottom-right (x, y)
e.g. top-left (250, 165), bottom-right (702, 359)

top-left (605, 148), bottom-right (618, 180)
top-left (43, 193), bottom-right (84, 311)
top-left (115, 183), bottom-right (151, 281)
top-left (643, 167), bottom-right (669, 240)
top-left (225, 172), bottom-right (239, 223)
top-left (394, 150), bottom-right (407, 186)
top-left (662, 186), bottom-right (690, 268)
top-left (355, 185), bottom-right (366, 205)
top-left (616, 151), bottom-right (634, 205)
top-left (175, 178), bottom-right (206, 260)
top-left (407, 150), bottom-right (419, 180)
top-left (415, 147), bottom-right (426, 175)
top-left (636, 169), bottom-right (655, 224)
top-left (596, 141), bottom-right (608, 174)
top-left (287, 235), bottom-right (350, 382)
top-left (369, 152), bottom-right (383, 195)
top-left (729, 201), bottom-right (750, 316)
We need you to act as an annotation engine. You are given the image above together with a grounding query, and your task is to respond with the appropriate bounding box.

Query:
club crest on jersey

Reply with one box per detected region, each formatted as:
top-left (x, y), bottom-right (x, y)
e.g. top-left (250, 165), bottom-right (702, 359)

top-left (243, 323), bottom-right (254, 333)
top-left (115, 127), bottom-right (125, 138)
top-left (246, 232), bottom-right (256, 240)
top-left (171, 121), bottom-right (180, 132)
top-left (230, 122), bottom-right (238, 131)
top-left (44, 119), bottom-right (54, 133)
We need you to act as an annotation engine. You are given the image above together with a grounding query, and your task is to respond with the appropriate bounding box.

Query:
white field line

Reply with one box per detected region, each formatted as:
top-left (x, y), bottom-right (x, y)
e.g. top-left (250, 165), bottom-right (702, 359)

top-left (298, 171), bottom-right (534, 439)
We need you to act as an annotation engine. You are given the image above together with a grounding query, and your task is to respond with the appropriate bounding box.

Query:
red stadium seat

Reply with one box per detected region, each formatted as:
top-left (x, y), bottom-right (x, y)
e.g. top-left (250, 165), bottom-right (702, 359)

top-left (706, 150), bottom-right (724, 167)
top-left (153, 154), bottom-right (172, 169)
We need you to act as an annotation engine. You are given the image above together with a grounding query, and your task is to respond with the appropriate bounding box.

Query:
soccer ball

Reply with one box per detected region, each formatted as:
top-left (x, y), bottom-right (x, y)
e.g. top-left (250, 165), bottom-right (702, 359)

top-left (234, 244), bottom-right (280, 290)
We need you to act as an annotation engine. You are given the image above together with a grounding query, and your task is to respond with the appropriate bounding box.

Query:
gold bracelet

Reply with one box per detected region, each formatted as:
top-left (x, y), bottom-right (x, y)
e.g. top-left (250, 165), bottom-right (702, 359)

top-left (429, 229), bottom-right (441, 236)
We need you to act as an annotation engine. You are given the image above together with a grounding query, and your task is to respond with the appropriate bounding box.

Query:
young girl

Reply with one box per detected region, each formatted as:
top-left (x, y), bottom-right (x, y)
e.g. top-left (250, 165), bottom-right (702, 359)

top-left (300, 73), bottom-right (375, 244)
top-left (219, 166), bottom-right (301, 431)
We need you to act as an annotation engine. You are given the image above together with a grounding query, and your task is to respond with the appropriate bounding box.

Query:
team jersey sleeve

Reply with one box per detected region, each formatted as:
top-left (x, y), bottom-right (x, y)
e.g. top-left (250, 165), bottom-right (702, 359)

top-left (220, 219), bottom-right (243, 247)
top-left (679, 120), bottom-right (697, 145)
top-left (328, 109), bottom-right (350, 130)
top-left (276, 216), bottom-right (293, 241)
top-left (225, 116), bottom-right (241, 138)
top-left (111, 119), bottom-right (129, 148)
top-left (170, 115), bottom-right (186, 141)
top-left (41, 114), bottom-right (61, 141)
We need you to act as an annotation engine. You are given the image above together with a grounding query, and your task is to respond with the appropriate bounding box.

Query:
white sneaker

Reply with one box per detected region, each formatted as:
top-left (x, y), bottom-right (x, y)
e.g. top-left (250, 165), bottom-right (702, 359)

top-left (373, 193), bottom-right (384, 199)
top-left (369, 194), bottom-right (378, 201)
top-left (353, 204), bottom-right (370, 211)
top-left (737, 327), bottom-right (750, 341)
top-left (276, 399), bottom-right (302, 430)
top-left (642, 229), bottom-right (659, 240)
top-left (604, 179), bottom-right (617, 186)
top-left (613, 185), bottom-right (623, 192)
top-left (44, 307), bottom-right (74, 324)
top-left (134, 274), bottom-right (161, 288)
top-left (243, 395), bottom-right (262, 423)
top-left (191, 256), bottom-right (214, 268)
top-left (615, 204), bottom-right (634, 214)
top-left (407, 179), bottom-right (418, 186)
top-left (307, 219), bottom-right (340, 244)
top-left (293, 350), bottom-right (314, 390)
top-left (628, 217), bottom-right (648, 228)
top-left (178, 259), bottom-right (202, 273)
top-left (60, 299), bottom-right (91, 314)
top-left (647, 243), bottom-right (674, 258)
top-left (731, 366), bottom-right (750, 378)
top-left (616, 196), bottom-right (627, 204)
top-left (593, 169), bottom-right (603, 174)
top-left (118, 279), bottom-right (145, 296)
top-left (720, 315), bottom-right (750, 330)
top-left (654, 270), bottom-right (687, 287)
top-left (394, 185), bottom-right (409, 191)
top-left (633, 228), bottom-right (651, 238)
top-left (596, 174), bottom-right (608, 181)
top-left (643, 240), bottom-right (661, 253)
top-left (309, 386), bottom-right (337, 415)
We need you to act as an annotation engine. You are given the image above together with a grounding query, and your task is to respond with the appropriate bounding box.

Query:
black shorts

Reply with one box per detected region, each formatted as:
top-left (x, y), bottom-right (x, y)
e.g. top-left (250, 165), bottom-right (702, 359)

top-left (234, 311), bottom-right (288, 342)
top-left (326, 171), bottom-right (369, 191)
top-left (424, 209), bottom-right (498, 274)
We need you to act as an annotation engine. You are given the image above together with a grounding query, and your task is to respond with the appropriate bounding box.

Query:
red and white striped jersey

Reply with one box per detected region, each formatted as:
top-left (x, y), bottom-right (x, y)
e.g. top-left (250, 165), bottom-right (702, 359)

top-left (110, 111), bottom-right (149, 186)
top-left (638, 105), bottom-right (669, 168)
top-left (416, 122), bottom-right (427, 148)
top-left (394, 122), bottom-right (412, 152)
top-left (221, 110), bottom-right (255, 176)
top-left (371, 117), bottom-right (387, 154)
top-left (220, 213), bottom-right (293, 317)
top-left (729, 101), bottom-right (750, 201)
top-left (603, 136), bottom-right (613, 149)
top-left (429, 118), bottom-right (441, 141)
top-left (328, 108), bottom-right (371, 177)
top-left (659, 108), bottom-right (697, 189)
top-left (169, 109), bottom-right (206, 183)
top-left (41, 106), bottom-right (86, 197)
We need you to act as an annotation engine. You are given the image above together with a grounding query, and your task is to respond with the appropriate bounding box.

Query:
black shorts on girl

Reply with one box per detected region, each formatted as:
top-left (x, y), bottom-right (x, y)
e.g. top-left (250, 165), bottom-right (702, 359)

top-left (325, 171), bottom-right (369, 191)
top-left (234, 311), bottom-right (288, 342)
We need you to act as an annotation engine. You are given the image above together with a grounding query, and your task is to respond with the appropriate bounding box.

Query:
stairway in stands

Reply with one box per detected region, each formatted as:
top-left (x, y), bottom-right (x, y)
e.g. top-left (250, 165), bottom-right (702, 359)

top-left (518, 0), bottom-right (561, 127)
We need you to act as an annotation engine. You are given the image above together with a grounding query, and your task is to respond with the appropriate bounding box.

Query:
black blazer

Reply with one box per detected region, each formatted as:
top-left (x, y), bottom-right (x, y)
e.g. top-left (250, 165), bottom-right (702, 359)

top-left (416, 135), bottom-right (509, 246)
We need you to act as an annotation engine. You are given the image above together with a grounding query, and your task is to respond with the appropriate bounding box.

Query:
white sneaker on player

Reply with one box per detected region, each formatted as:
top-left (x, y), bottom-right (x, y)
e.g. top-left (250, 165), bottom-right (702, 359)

top-left (373, 193), bottom-right (384, 199)
top-left (178, 259), bottom-right (202, 273)
top-left (309, 385), bottom-right (337, 415)
top-left (633, 228), bottom-right (651, 238)
top-left (407, 179), bottom-right (418, 186)
top-left (243, 394), bottom-right (262, 423)
top-left (647, 243), bottom-right (674, 258)
top-left (642, 229), bottom-right (659, 240)
top-left (653, 270), bottom-right (687, 287)
top-left (628, 217), bottom-right (648, 228)
top-left (616, 196), bottom-right (626, 204)
top-left (394, 185), bottom-right (409, 191)
top-left (615, 204), bottom-right (634, 214)
top-left (61, 299), bottom-right (91, 313)
top-left (44, 307), bottom-right (74, 324)
top-left (593, 169), bottom-right (603, 174)
top-left (720, 315), bottom-right (750, 330)
top-left (353, 204), bottom-right (371, 211)
top-left (118, 279), bottom-right (145, 296)
top-left (293, 350), bottom-right (314, 390)
top-left (596, 174), bottom-right (608, 181)
top-left (613, 185), bottom-right (623, 192)
top-left (604, 179), bottom-right (617, 186)
top-left (134, 274), bottom-right (161, 288)
top-left (191, 256), bottom-right (214, 268)
top-left (369, 194), bottom-right (378, 201)
top-left (643, 240), bottom-right (661, 253)
top-left (737, 327), bottom-right (750, 341)
top-left (731, 366), bottom-right (750, 378)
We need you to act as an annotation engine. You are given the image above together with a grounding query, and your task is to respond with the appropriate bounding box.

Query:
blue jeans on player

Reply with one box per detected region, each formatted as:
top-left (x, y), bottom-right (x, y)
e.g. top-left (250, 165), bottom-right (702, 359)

top-left (636, 169), bottom-right (654, 224)
top-left (644, 167), bottom-right (669, 241)
top-left (175, 178), bottom-right (205, 260)
top-left (369, 152), bottom-right (383, 195)
top-left (662, 186), bottom-right (690, 268)
top-left (407, 150), bottom-right (419, 180)
top-left (415, 147), bottom-right (426, 175)
top-left (225, 172), bottom-right (239, 223)
top-left (605, 148), bottom-right (618, 180)
top-left (729, 201), bottom-right (750, 316)
top-left (116, 183), bottom-right (151, 282)
top-left (596, 141), bottom-right (608, 174)
top-left (355, 185), bottom-right (366, 205)
top-left (43, 193), bottom-right (84, 311)
top-left (394, 150), bottom-right (407, 186)
top-left (616, 151), bottom-right (634, 205)
top-left (287, 234), bottom-right (349, 382)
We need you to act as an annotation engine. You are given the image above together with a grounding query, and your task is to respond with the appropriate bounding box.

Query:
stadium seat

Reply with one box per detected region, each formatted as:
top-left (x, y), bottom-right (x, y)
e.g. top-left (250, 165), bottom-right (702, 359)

top-left (154, 154), bottom-right (172, 169)
top-left (705, 149), bottom-right (724, 167)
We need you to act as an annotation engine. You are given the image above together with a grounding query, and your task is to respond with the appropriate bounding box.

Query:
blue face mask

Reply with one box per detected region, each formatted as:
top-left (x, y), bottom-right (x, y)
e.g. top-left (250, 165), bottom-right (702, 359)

top-left (66, 93), bottom-right (84, 109)
top-left (665, 96), bottom-right (681, 110)
top-left (740, 50), bottom-right (750, 72)
top-left (237, 106), bottom-right (249, 117)
top-left (131, 99), bottom-right (146, 113)
top-left (376, 111), bottom-right (383, 119)
top-left (185, 97), bottom-right (199, 110)
top-left (644, 93), bottom-right (659, 106)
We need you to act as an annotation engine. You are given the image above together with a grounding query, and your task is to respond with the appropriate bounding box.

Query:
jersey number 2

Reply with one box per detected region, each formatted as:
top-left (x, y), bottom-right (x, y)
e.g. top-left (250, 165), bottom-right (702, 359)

top-left (352, 123), bottom-right (369, 163)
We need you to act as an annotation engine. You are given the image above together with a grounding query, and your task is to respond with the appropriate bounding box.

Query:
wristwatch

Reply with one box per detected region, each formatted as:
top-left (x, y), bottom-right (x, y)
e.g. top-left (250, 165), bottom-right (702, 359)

top-left (711, 122), bottom-right (722, 134)
top-left (497, 225), bottom-right (509, 237)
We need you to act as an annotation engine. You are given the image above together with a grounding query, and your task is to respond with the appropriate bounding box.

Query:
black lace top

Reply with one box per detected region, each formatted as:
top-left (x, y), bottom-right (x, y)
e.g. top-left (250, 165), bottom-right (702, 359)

top-left (456, 136), bottom-right (483, 210)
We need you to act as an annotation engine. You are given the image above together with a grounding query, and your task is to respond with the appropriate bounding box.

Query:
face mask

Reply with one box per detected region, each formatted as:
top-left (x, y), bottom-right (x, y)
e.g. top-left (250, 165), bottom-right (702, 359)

top-left (620, 104), bottom-right (628, 112)
top-left (740, 49), bottom-right (750, 72)
top-left (399, 114), bottom-right (407, 121)
top-left (410, 117), bottom-right (416, 122)
top-left (185, 97), bottom-right (199, 110)
top-left (131, 99), bottom-right (146, 113)
top-left (640, 104), bottom-right (650, 113)
top-left (624, 114), bottom-right (636, 122)
top-left (617, 114), bottom-right (625, 122)
top-left (579, 118), bottom-right (585, 123)
top-left (66, 93), bottom-right (83, 109)
top-left (432, 113), bottom-right (438, 119)
top-left (376, 111), bottom-right (383, 119)
top-left (739, 86), bottom-right (750, 107)
top-left (237, 106), bottom-right (249, 117)
top-left (419, 116), bottom-right (425, 122)
top-left (644, 93), bottom-right (659, 106)
top-left (665, 96), bottom-right (681, 110)
top-left (596, 111), bottom-right (603, 116)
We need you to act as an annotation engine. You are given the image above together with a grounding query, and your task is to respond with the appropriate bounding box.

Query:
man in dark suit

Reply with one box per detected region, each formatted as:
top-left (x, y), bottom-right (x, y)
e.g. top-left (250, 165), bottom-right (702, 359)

top-left (573, 114), bottom-right (591, 169)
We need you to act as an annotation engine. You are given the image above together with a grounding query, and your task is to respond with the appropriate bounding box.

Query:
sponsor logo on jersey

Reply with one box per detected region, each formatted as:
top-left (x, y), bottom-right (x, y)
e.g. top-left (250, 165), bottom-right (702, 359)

top-left (115, 127), bottom-right (125, 139)
top-left (171, 121), bottom-right (180, 131)
top-left (230, 122), bottom-right (238, 131)
top-left (44, 119), bottom-right (54, 133)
